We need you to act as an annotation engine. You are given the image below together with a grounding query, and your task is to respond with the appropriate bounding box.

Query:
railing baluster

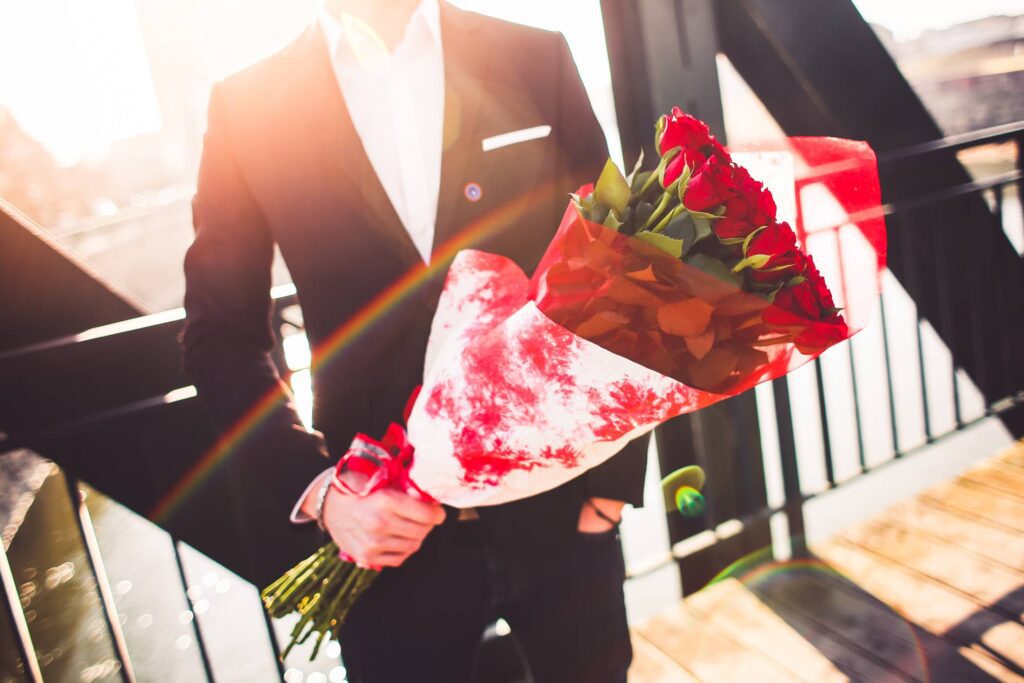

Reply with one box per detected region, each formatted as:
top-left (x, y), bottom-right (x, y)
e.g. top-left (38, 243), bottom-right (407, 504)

top-left (813, 360), bottom-right (836, 487)
top-left (832, 229), bottom-right (868, 472)
top-left (171, 539), bottom-right (216, 682)
top-left (262, 604), bottom-right (287, 679)
top-left (772, 376), bottom-right (807, 558)
top-left (930, 204), bottom-right (963, 429)
top-left (898, 214), bottom-right (935, 442)
top-left (972, 186), bottom-right (1003, 405)
top-left (877, 289), bottom-right (902, 457)
top-left (1016, 135), bottom-right (1024, 228)
top-left (65, 476), bottom-right (137, 683)
top-left (0, 536), bottom-right (43, 683)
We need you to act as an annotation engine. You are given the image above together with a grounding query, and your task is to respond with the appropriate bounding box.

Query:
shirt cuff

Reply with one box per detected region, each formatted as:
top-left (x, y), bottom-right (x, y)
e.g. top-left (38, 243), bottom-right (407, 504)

top-left (289, 469), bottom-right (334, 524)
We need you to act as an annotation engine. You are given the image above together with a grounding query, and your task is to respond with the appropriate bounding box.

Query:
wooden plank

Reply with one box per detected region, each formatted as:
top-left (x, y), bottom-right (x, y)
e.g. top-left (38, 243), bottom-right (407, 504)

top-left (994, 442), bottom-right (1024, 468)
top-left (974, 456), bottom-right (1024, 480)
top-left (629, 633), bottom-right (701, 683)
top-left (688, 576), bottom-right (909, 682)
top-left (887, 497), bottom-right (1024, 572)
top-left (921, 479), bottom-right (1024, 534)
top-left (637, 601), bottom-right (795, 682)
top-left (840, 518), bottom-right (1024, 619)
top-left (956, 647), bottom-right (1024, 683)
top-left (959, 463), bottom-right (1024, 501)
top-left (785, 570), bottom-right (982, 675)
top-left (814, 539), bottom-right (1024, 675)
top-left (747, 570), bottom-right (925, 681)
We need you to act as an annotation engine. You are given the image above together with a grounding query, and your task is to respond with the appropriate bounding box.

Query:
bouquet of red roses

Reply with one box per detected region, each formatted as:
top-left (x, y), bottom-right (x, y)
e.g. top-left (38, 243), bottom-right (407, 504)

top-left (262, 108), bottom-right (886, 658)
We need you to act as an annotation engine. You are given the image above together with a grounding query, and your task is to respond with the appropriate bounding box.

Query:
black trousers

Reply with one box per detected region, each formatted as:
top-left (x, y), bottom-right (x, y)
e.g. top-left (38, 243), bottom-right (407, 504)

top-left (337, 515), bottom-right (632, 683)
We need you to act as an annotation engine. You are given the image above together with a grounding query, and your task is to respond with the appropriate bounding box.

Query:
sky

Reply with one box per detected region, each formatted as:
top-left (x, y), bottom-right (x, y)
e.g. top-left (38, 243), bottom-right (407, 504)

top-left (0, 0), bottom-right (1021, 165)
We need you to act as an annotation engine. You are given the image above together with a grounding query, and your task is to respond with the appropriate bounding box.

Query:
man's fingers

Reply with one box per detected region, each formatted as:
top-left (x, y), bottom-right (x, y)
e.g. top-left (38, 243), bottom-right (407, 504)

top-left (378, 535), bottom-right (421, 555)
top-left (369, 550), bottom-right (414, 568)
top-left (379, 490), bottom-right (446, 526)
top-left (383, 515), bottom-right (434, 541)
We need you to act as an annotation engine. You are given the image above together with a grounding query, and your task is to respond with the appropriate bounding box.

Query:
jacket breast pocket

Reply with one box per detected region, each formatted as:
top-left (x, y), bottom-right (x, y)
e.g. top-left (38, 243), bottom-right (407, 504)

top-left (481, 124), bottom-right (552, 153)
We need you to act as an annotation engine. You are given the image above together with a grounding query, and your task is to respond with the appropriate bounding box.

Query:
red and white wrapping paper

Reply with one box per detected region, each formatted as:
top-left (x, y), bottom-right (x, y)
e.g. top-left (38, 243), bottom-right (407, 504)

top-left (407, 249), bottom-right (710, 507)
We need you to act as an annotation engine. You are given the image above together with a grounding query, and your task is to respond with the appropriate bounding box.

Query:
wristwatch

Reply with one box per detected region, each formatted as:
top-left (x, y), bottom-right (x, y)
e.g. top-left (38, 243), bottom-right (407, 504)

top-left (314, 473), bottom-right (334, 531)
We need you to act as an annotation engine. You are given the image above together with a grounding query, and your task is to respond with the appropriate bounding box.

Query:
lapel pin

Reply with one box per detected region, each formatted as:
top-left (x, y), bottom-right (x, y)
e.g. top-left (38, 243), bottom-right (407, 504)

top-left (463, 182), bottom-right (483, 203)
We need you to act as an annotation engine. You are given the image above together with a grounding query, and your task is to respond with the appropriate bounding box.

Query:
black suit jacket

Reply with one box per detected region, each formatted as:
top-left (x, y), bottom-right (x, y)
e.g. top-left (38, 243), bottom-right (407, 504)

top-left (182, 3), bottom-right (648, 586)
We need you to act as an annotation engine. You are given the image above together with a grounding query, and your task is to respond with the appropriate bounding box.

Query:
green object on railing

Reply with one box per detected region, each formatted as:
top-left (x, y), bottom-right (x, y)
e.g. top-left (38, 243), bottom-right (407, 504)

top-left (674, 486), bottom-right (705, 517)
top-left (661, 465), bottom-right (707, 518)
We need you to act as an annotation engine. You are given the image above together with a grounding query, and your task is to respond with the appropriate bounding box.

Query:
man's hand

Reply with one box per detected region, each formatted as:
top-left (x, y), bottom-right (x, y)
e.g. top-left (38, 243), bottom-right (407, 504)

top-left (301, 474), bottom-right (445, 567)
top-left (577, 497), bottom-right (626, 533)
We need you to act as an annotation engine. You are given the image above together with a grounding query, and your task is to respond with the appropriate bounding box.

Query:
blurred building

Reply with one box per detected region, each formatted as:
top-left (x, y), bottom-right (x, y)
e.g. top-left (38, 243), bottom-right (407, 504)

top-left (874, 14), bottom-right (1024, 134)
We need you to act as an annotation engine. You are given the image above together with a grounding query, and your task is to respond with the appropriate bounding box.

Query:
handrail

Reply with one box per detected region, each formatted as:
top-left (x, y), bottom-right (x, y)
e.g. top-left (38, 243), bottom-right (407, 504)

top-left (0, 283), bottom-right (298, 361)
top-left (3, 121), bottom-right (1020, 362)
top-left (877, 120), bottom-right (1024, 164)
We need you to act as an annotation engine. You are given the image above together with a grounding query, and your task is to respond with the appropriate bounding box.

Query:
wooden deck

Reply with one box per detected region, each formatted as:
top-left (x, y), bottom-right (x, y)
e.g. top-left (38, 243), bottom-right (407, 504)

top-left (630, 441), bottom-right (1024, 682)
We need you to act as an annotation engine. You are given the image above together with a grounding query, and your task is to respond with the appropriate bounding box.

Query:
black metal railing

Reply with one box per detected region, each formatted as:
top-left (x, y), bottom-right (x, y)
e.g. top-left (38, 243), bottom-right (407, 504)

top-left (1, 122), bottom-right (1022, 681)
top-left (637, 120), bottom-right (1024, 579)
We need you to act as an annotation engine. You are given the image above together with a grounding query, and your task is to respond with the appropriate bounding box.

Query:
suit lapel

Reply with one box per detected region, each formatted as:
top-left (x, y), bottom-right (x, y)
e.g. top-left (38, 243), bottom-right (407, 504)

top-left (287, 7), bottom-right (493, 275)
top-left (432, 4), bottom-right (494, 258)
top-left (290, 25), bottom-right (424, 270)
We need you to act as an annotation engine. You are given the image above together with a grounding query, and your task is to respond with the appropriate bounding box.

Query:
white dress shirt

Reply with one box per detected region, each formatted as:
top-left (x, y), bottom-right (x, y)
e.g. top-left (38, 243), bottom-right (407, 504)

top-left (319, 0), bottom-right (445, 263)
top-left (291, 1), bottom-right (445, 523)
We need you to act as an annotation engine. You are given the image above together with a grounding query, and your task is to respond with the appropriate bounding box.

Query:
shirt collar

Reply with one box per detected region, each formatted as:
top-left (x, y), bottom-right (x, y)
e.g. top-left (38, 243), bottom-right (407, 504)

top-left (319, 0), bottom-right (442, 61)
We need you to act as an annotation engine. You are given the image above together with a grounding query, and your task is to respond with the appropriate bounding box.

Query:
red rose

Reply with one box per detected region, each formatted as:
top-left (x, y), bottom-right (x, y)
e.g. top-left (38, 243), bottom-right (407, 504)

top-left (714, 168), bottom-right (777, 240)
top-left (659, 108), bottom-right (731, 186)
top-left (683, 156), bottom-right (738, 212)
top-left (659, 107), bottom-right (714, 156)
top-left (663, 147), bottom-right (708, 186)
top-left (802, 255), bottom-right (841, 319)
top-left (745, 222), bottom-right (804, 281)
top-left (764, 254), bottom-right (847, 353)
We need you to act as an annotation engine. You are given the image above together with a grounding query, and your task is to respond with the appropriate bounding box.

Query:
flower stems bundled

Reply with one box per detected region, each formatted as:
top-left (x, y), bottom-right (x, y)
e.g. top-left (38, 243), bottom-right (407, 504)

top-left (261, 543), bottom-right (378, 661)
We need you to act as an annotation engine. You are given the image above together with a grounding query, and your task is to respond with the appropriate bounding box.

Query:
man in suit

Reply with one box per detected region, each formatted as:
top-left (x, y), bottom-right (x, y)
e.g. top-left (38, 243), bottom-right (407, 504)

top-left (182, 1), bottom-right (648, 680)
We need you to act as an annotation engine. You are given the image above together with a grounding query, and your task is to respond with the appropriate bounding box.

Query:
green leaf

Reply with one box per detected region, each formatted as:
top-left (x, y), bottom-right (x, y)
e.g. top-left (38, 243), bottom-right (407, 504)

top-left (594, 159), bottom-right (631, 216)
top-left (663, 212), bottom-right (697, 243)
top-left (631, 171), bottom-right (654, 195)
top-left (688, 209), bottom-right (720, 220)
top-left (685, 253), bottom-right (743, 287)
top-left (675, 164), bottom-right (694, 203)
top-left (603, 210), bottom-right (624, 231)
top-left (657, 147), bottom-right (682, 188)
top-left (732, 254), bottom-right (773, 272)
top-left (692, 216), bottom-right (713, 243)
top-left (635, 230), bottom-right (685, 258)
top-left (590, 202), bottom-right (610, 224)
top-left (742, 226), bottom-right (766, 255)
top-left (626, 149), bottom-right (646, 187)
top-left (633, 201), bottom-right (654, 229)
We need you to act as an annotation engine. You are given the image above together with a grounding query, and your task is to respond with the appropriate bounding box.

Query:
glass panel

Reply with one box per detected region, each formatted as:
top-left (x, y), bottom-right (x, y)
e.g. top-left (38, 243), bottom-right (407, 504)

top-left (0, 579), bottom-right (30, 682)
top-left (2, 459), bottom-right (122, 681)
top-left (176, 543), bottom-right (341, 683)
top-left (81, 482), bottom-right (207, 682)
top-left (0, 449), bottom-right (52, 682)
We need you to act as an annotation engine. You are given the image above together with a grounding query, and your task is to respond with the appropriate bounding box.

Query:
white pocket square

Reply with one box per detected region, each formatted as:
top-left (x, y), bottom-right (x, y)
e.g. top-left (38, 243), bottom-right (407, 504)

top-left (481, 125), bottom-right (552, 152)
